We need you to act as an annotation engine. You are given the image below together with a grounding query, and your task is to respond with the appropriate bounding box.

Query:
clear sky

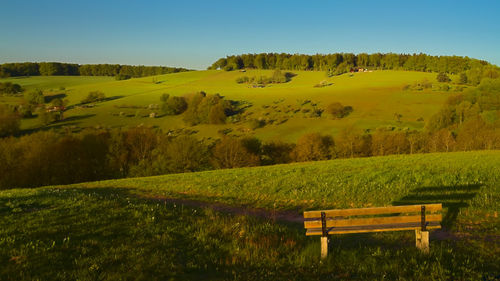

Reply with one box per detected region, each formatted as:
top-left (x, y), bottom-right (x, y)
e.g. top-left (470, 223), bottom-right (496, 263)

top-left (1, 0), bottom-right (499, 69)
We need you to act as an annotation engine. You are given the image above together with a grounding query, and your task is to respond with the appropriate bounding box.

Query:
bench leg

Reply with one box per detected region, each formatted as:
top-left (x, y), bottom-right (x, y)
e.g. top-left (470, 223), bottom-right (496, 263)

top-left (415, 229), bottom-right (429, 253)
top-left (321, 236), bottom-right (328, 259)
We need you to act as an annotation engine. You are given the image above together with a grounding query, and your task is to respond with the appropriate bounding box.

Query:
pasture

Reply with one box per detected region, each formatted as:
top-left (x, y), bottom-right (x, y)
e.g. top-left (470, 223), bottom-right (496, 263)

top-left (1, 151), bottom-right (499, 280)
top-left (1, 70), bottom-right (456, 141)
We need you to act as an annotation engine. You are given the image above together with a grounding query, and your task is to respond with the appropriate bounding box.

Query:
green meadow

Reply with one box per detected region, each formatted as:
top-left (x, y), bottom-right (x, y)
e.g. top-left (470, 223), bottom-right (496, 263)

top-left (1, 151), bottom-right (499, 280)
top-left (1, 70), bottom-right (455, 141)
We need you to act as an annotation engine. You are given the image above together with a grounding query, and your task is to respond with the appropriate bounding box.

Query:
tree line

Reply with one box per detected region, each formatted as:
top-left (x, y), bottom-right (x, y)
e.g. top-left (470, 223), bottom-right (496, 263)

top-left (0, 116), bottom-right (497, 190)
top-left (0, 62), bottom-right (189, 78)
top-left (209, 53), bottom-right (500, 83)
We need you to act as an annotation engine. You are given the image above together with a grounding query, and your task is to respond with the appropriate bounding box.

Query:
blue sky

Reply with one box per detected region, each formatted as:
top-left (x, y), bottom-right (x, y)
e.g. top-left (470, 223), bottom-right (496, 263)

top-left (0, 0), bottom-right (499, 69)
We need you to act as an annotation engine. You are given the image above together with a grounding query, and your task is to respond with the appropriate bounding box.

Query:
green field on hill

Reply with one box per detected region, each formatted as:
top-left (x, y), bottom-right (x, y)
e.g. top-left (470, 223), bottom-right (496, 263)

top-left (0, 70), bottom-right (457, 141)
top-left (1, 151), bottom-right (498, 280)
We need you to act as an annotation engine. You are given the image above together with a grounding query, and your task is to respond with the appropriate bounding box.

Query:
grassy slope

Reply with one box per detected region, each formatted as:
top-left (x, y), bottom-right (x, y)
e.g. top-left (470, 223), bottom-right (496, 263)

top-left (1, 70), bottom-right (455, 141)
top-left (1, 151), bottom-right (499, 280)
top-left (69, 151), bottom-right (499, 216)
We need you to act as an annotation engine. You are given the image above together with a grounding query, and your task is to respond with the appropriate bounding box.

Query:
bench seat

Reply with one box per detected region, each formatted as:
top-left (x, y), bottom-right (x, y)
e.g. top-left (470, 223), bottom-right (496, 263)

top-left (306, 221), bottom-right (441, 235)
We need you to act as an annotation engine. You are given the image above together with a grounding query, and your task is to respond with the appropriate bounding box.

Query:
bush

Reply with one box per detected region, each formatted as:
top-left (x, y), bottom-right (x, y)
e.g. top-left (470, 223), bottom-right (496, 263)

top-left (248, 119), bottom-right (265, 130)
top-left (458, 73), bottom-right (468, 84)
top-left (0, 82), bottom-right (23, 95)
top-left (183, 92), bottom-right (233, 125)
top-left (25, 90), bottom-right (45, 105)
top-left (437, 72), bottom-right (451, 82)
top-left (115, 74), bottom-right (131, 80)
top-left (161, 96), bottom-right (187, 115)
top-left (326, 102), bottom-right (352, 118)
top-left (81, 91), bottom-right (105, 104)
top-left (261, 141), bottom-right (294, 165)
top-left (271, 69), bottom-right (288, 83)
top-left (236, 70), bottom-right (293, 86)
top-left (236, 76), bottom-right (249, 84)
top-left (0, 105), bottom-right (20, 137)
top-left (38, 110), bottom-right (61, 125)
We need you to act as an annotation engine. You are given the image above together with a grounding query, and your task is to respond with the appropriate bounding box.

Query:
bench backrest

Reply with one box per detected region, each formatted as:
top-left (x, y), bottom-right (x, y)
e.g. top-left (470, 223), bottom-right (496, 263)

top-left (303, 204), bottom-right (442, 236)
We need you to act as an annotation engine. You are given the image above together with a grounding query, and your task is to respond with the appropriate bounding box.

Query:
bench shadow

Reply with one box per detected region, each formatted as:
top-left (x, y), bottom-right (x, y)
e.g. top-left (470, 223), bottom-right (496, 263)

top-left (392, 184), bottom-right (481, 229)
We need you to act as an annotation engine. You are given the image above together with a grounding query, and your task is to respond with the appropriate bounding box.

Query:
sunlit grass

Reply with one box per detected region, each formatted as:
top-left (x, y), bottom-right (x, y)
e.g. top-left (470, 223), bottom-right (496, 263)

top-left (1, 180), bottom-right (498, 280)
top-left (1, 70), bottom-right (454, 141)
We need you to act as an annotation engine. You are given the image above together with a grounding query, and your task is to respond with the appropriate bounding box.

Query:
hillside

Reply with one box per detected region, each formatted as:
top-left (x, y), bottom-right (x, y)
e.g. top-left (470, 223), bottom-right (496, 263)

top-left (0, 69), bottom-right (456, 141)
top-left (1, 151), bottom-right (499, 280)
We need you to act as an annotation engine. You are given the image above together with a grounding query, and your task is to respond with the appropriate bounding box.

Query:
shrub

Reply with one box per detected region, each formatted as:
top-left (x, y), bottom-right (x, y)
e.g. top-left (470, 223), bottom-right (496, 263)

top-left (25, 90), bottom-right (45, 105)
top-left (248, 119), bottom-right (265, 130)
top-left (261, 141), bottom-right (295, 165)
top-left (0, 82), bottom-right (23, 95)
top-left (161, 96), bottom-right (187, 115)
top-left (0, 105), bottom-right (20, 137)
top-left (236, 76), bottom-right (249, 84)
top-left (326, 102), bottom-right (352, 118)
top-left (115, 74), bottom-right (131, 80)
top-left (437, 72), bottom-right (451, 83)
top-left (183, 92), bottom-right (233, 125)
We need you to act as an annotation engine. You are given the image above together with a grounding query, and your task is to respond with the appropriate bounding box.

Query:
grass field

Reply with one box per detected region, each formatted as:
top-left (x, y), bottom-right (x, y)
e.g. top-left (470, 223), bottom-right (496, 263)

top-left (1, 70), bottom-right (457, 141)
top-left (1, 151), bottom-right (499, 280)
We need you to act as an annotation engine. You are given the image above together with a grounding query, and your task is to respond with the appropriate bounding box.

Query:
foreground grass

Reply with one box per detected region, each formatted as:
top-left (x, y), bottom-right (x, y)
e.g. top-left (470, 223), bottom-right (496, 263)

top-left (1, 151), bottom-right (499, 279)
top-left (1, 187), bottom-right (499, 280)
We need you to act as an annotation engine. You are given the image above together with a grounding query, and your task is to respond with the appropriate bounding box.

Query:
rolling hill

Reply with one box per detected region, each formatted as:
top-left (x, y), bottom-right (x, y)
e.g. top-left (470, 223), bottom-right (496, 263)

top-left (1, 69), bottom-right (458, 141)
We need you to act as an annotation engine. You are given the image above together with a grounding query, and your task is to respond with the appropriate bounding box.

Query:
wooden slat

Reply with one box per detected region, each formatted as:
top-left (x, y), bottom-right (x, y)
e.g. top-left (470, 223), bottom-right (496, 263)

top-left (304, 214), bottom-right (442, 229)
top-left (303, 204), bottom-right (442, 218)
top-left (306, 221), bottom-right (441, 236)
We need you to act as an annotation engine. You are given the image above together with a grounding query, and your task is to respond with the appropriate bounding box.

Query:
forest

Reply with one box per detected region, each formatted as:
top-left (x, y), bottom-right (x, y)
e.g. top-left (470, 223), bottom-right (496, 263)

top-left (0, 62), bottom-right (189, 78)
top-left (210, 53), bottom-right (500, 84)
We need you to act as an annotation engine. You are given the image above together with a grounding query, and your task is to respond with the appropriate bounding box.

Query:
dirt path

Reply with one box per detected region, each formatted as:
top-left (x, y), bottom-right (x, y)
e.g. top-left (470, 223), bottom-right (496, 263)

top-left (141, 194), bottom-right (304, 224)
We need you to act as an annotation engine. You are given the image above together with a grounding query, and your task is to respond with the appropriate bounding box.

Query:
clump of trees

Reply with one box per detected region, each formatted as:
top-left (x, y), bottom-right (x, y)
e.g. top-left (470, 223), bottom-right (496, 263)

top-left (291, 133), bottom-right (335, 161)
top-left (0, 82), bottom-right (23, 95)
top-left (436, 73), bottom-right (451, 82)
top-left (209, 53), bottom-right (500, 81)
top-left (160, 94), bottom-right (188, 115)
top-left (24, 90), bottom-right (45, 105)
top-left (425, 78), bottom-right (500, 132)
top-left (115, 74), bottom-right (131, 80)
top-left (183, 92), bottom-right (234, 125)
top-left (402, 78), bottom-right (433, 91)
top-left (0, 62), bottom-right (189, 78)
top-left (211, 137), bottom-right (261, 168)
top-left (0, 105), bottom-right (20, 137)
top-left (326, 102), bottom-right (353, 119)
top-left (81, 91), bottom-right (106, 104)
top-left (236, 70), bottom-right (293, 86)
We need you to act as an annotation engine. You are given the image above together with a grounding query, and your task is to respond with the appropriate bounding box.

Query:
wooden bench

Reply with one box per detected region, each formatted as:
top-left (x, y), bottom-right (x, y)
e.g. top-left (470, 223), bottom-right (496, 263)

top-left (303, 204), bottom-right (442, 258)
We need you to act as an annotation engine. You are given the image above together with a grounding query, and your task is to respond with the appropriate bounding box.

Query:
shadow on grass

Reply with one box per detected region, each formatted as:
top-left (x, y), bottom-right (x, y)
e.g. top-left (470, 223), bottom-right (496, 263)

top-left (44, 93), bottom-right (67, 103)
top-left (19, 114), bottom-right (96, 135)
top-left (67, 95), bottom-right (125, 109)
top-left (392, 184), bottom-right (481, 229)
